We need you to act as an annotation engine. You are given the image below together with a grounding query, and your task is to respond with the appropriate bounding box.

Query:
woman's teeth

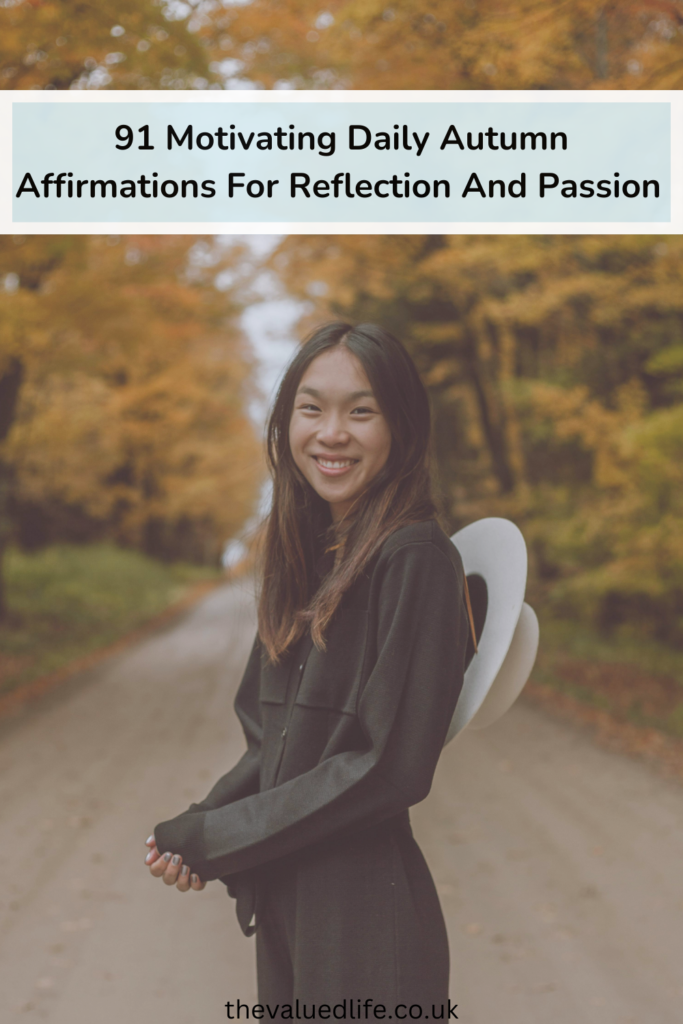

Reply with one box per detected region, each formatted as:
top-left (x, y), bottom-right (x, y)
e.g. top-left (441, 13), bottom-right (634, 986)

top-left (315, 457), bottom-right (356, 468)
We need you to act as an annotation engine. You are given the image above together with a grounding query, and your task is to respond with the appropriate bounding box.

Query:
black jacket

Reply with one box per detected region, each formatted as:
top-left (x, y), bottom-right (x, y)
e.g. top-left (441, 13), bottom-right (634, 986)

top-left (154, 518), bottom-right (469, 930)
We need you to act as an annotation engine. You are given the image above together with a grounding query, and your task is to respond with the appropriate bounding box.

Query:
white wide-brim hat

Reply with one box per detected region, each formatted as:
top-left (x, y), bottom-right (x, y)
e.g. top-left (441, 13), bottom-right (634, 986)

top-left (444, 518), bottom-right (539, 745)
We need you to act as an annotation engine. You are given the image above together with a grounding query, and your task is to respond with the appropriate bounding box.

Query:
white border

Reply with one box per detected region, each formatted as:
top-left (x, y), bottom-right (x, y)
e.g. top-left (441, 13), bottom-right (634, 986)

top-left (2, 90), bottom-right (680, 235)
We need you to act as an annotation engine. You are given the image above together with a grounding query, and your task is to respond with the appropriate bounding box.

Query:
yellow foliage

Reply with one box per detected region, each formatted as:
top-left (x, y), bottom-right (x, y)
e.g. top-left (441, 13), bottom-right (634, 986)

top-left (269, 233), bottom-right (683, 642)
top-left (200, 0), bottom-right (683, 90)
top-left (0, 236), bottom-right (264, 562)
top-left (3, 0), bottom-right (683, 91)
top-left (0, 0), bottom-right (217, 90)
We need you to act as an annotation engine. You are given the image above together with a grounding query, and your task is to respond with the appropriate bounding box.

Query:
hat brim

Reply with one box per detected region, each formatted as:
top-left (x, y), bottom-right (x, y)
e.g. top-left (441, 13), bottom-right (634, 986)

top-left (466, 602), bottom-right (539, 731)
top-left (445, 518), bottom-right (528, 741)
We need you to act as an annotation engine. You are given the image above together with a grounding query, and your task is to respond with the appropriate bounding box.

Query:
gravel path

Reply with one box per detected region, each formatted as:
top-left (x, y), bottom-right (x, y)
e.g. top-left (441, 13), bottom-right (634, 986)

top-left (1, 579), bottom-right (681, 1023)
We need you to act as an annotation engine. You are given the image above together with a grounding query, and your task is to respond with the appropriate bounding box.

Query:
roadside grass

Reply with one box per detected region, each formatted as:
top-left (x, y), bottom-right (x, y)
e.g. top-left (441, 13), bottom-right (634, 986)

top-left (3, 542), bottom-right (682, 744)
top-left (531, 614), bottom-right (683, 740)
top-left (0, 543), bottom-right (222, 697)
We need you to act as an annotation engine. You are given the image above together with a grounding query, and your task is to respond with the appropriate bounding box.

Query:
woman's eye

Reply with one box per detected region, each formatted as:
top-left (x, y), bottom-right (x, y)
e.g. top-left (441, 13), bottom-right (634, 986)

top-left (297, 403), bottom-right (374, 414)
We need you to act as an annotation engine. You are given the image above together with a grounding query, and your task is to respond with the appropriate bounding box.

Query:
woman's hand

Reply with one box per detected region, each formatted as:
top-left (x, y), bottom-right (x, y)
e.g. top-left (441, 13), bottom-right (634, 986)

top-left (145, 835), bottom-right (206, 892)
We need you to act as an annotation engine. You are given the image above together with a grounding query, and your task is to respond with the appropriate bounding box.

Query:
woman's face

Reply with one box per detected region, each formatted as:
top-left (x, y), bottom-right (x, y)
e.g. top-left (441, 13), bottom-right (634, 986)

top-left (289, 345), bottom-right (392, 524)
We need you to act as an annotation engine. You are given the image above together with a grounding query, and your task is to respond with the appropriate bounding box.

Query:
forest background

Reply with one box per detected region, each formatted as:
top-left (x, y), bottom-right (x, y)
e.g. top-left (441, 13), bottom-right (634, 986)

top-left (1, 0), bottom-right (683, 743)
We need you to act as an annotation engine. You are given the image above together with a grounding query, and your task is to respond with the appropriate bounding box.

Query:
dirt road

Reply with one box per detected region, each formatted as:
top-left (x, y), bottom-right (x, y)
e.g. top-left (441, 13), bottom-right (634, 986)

top-left (1, 579), bottom-right (682, 1024)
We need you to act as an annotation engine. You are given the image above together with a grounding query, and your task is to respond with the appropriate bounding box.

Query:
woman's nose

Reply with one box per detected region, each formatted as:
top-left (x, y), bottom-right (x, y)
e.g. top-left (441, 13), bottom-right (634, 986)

top-left (316, 414), bottom-right (349, 444)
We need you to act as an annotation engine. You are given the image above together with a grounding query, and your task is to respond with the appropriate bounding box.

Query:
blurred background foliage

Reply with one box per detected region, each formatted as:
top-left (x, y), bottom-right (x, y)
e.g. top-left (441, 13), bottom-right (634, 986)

top-left (212, 0), bottom-right (683, 90)
top-left (3, 232), bottom-right (683, 657)
top-left (269, 234), bottom-right (683, 650)
top-left (0, 0), bottom-right (221, 90)
top-left (0, 542), bottom-right (220, 693)
top-left (2, 3), bottom-right (683, 720)
top-left (2, 0), bottom-right (683, 92)
top-left (0, 234), bottom-right (264, 622)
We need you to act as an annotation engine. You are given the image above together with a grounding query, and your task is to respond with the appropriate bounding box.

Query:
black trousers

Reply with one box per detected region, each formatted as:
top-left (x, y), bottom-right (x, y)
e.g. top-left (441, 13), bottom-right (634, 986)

top-left (254, 812), bottom-right (450, 1015)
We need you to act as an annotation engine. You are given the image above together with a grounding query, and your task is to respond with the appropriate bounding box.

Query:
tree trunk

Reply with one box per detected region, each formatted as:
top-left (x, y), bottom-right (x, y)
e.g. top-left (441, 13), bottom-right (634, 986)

top-left (0, 357), bottom-right (25, 619)
top-left (595, 7), bottom-right (608, 80)
top-left (463, 333), bottom-right (516, 495)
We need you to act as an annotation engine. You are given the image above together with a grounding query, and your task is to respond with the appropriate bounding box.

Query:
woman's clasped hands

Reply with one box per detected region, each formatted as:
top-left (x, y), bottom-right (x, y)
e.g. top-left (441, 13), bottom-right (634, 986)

top-left (144, 835), bottom-right (206, 891)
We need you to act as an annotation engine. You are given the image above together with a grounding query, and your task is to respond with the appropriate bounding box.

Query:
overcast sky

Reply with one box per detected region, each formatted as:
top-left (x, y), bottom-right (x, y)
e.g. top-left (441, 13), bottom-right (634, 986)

top-left (218, 234), bottom-right (305, 539)
top-left (218, 233), bottom-right (304, 425)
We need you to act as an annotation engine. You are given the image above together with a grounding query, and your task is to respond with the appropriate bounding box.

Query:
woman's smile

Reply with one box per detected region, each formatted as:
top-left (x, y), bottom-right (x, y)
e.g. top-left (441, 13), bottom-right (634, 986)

top-left (312, 454), bottom-right (360, 476)
top-left (151, 321), bottom-right (456, 1009)
top-left (289, 345), bottom-right (392, 522)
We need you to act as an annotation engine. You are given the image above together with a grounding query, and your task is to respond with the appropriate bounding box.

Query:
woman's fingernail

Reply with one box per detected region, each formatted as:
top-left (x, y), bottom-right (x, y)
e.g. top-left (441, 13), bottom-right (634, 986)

top-left (181, 865), bottom-right (189, 876)
top-left (146, 835), bottom-right (154, 845)
top-left (145, 851), bottom-right (154, 863)
top-left (191, 874), bottom-right (198, 884)
top-left (163, 852), bottom-right (172, 862)
top-left (172, 854), bottom-right (180, 866)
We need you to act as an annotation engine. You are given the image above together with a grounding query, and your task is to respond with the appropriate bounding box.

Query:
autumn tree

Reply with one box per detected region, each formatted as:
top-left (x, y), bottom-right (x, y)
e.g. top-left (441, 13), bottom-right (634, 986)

top-left (267, 233), bottom-right (683, 644)
top-left (4, 0), bottom-right (683, 90)
top-left (203, 0), bottom-right (683, 90)
top-left (0, 0), bottom-right (219, 90)
top-left (4, 0), bottom-right (683, 91)
top-left (0, 235), bottom-right (264, 618)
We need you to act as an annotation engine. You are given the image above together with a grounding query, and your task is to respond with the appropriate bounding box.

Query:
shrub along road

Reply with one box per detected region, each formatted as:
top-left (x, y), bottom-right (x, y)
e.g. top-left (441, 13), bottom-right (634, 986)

top-left (0, 580), bottom-right (682, 1023)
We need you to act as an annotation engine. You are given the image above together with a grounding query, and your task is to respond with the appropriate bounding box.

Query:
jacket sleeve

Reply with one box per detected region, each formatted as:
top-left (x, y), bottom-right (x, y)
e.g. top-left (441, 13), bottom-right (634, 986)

top-left (154, 540), bottom-right (468, 881)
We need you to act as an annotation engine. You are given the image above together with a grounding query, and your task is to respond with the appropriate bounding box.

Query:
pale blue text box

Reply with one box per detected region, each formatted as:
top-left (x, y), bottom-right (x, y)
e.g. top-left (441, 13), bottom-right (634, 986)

top-left (13, 101), bottom-right (670, 223)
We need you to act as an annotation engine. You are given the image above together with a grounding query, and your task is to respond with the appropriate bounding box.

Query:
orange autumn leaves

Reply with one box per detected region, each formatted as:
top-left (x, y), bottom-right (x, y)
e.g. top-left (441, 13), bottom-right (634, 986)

top-left (212, 0), bottom-right (683, 91)
top-left (0, 236), bottom-right (263, 565)
top-left (3, 0), bottom-right (683, 92)
top-left (0, 0), bottom-right (218, 90)
top-left (270, 233), bottom-right (683, 645)
top-left (2, 231), bottom-right (683, 643)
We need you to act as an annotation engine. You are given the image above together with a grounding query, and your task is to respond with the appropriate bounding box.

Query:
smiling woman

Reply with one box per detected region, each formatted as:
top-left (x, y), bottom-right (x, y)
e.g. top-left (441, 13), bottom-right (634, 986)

top-left (288, 345), bottom-right (392, 526)
top-left (148, 321), bottom-right (469, 1016)
top-left (256, 321), bottom-right (438, 661)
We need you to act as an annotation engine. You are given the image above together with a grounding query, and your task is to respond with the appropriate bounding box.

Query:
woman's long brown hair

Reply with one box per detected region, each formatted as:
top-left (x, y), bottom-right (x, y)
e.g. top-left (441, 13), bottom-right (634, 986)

top-left (256, 321), bottom-right (441, 665)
